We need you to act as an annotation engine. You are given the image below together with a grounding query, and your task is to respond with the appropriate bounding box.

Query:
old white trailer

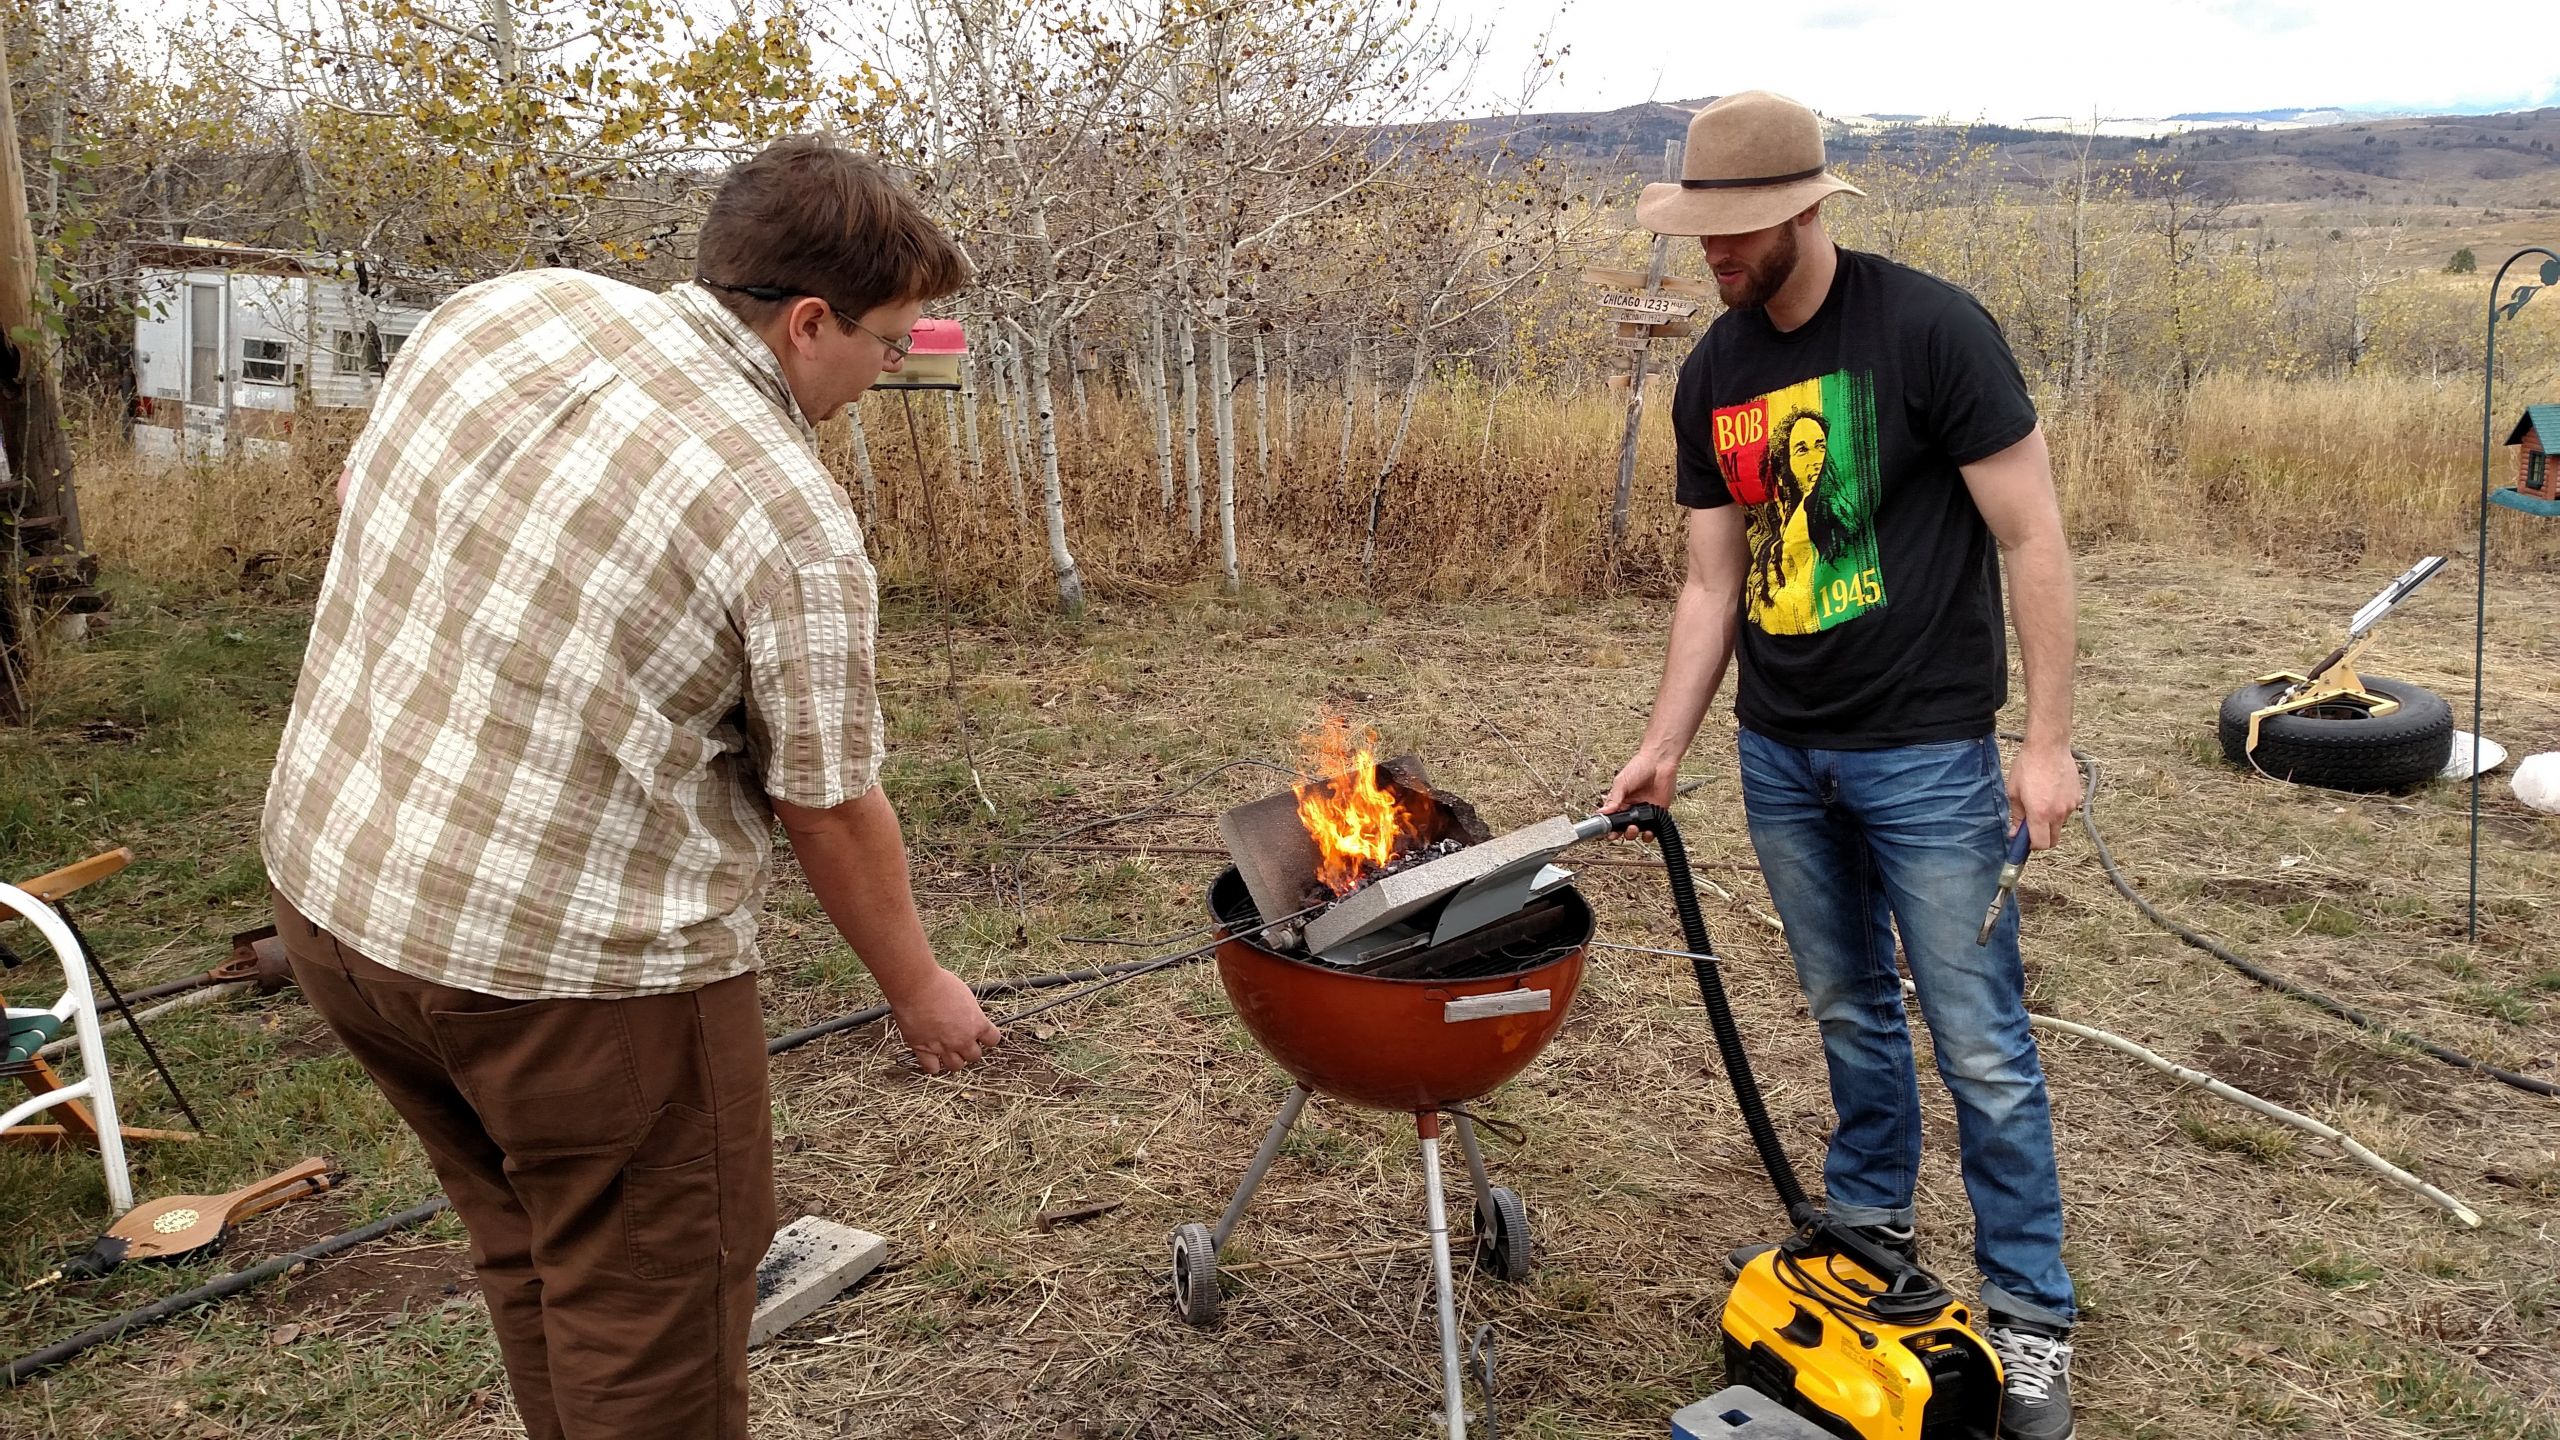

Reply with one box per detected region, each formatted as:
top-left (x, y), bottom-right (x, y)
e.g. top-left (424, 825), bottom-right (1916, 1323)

top-left (130, 240), bottom-right (441, 463)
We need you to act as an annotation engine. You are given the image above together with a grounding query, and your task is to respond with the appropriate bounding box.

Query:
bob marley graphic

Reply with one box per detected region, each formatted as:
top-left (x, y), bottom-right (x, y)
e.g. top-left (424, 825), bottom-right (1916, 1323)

top-left (1712, 373), bottom-right (1886, 635)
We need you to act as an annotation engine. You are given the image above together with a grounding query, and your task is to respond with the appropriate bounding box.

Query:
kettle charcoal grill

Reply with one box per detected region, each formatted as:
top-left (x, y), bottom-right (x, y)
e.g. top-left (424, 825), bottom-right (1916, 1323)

top-left (1167, 767), bottom-right (1612, 1440)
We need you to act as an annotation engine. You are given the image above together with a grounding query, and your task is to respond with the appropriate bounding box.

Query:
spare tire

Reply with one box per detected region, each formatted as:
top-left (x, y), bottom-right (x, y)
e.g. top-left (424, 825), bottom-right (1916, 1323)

top-left (2217, 675), bottom-right (2454, 791)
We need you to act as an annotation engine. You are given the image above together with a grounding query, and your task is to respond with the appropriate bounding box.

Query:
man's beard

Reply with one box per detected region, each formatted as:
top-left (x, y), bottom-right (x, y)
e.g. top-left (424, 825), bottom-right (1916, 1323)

top-left (1717, 223), bottom-right (1800, 310)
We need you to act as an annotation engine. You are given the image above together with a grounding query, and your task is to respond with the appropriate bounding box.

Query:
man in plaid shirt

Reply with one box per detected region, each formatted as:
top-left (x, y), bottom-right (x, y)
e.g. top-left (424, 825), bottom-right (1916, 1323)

top-left (262, 137), bottom-right (996, 1440)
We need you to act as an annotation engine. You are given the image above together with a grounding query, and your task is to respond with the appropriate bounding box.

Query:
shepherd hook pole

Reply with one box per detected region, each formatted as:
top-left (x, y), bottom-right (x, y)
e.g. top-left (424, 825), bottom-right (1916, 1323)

top-left (2472, 247), bottom-right (2560, 941)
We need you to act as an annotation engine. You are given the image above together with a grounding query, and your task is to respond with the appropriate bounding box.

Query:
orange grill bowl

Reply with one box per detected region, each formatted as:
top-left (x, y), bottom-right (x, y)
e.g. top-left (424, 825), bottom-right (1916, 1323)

top-left (1207, 867), bottom-right (1591, 1112)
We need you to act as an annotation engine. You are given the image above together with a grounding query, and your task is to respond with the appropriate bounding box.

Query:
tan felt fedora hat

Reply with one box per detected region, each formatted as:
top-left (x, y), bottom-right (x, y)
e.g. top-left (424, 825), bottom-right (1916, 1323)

top-left (1636, 90), bottom-right (1864, 237)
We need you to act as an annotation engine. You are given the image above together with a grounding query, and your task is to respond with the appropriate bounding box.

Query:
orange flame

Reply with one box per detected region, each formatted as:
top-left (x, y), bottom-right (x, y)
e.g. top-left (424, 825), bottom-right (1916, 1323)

top-left (1293, 716), bottom-right (1417, 896)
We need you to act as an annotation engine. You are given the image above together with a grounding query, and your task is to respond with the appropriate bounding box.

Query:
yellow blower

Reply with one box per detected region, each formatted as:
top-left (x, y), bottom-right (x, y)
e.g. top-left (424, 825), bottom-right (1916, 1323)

top-left (1607, 804), bottom-right (2003, 1440)
top-left (1721, 1226), bottom-right (2000, 1439)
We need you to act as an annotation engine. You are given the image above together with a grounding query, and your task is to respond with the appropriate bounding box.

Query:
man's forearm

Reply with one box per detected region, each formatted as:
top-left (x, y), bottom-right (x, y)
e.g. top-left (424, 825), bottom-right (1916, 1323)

top-left (773, 786), bottom-right (940, 1002)
top-left (1637, 577), bottom-right (1738, 763)
top-left (2006, 529), bottom-right (2076, 753)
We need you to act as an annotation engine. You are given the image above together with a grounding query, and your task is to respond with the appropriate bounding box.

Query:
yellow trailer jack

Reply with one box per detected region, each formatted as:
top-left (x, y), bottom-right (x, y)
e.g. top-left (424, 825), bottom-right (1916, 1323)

top-left (2241, 556), bottom-right (2447, 762)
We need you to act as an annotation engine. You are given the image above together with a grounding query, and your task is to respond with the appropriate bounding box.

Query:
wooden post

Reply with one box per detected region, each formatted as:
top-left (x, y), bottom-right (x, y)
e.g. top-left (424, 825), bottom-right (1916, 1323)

top-left (1606, 139), bottom-right (1685, 570)
top-left (0, 41), bottom-right (89, 717)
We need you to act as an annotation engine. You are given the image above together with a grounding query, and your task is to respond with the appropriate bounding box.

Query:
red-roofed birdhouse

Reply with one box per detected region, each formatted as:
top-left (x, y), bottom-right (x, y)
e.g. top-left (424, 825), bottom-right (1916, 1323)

top-left (873, 317), bottom-right (965, 391)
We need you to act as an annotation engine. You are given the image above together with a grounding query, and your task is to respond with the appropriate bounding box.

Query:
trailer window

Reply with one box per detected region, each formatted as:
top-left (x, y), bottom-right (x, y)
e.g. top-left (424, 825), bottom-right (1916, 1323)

top-left (240, 337), bottom-right (290, 385)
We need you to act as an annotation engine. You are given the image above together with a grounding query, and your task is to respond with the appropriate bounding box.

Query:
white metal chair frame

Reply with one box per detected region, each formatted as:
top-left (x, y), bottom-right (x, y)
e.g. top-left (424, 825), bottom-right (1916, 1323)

top-left (0, 879), bottom-right (133, 1210)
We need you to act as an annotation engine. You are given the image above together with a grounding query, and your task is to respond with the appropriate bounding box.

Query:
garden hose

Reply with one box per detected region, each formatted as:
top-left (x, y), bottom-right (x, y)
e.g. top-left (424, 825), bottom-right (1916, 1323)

top-left (2071, 748), bottom-right (2557, 1100)
top-left (4, 907), bottom-right (1310, 1386)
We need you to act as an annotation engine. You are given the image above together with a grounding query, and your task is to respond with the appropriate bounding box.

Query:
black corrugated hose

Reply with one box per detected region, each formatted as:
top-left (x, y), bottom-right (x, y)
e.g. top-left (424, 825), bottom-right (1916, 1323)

top-left (6, 944), bottom-right (1235, 1387)
top-left (1615, 803), bottom-right (1818, 1226)
top-left (2071, 749), bottom-right (2558, 1100)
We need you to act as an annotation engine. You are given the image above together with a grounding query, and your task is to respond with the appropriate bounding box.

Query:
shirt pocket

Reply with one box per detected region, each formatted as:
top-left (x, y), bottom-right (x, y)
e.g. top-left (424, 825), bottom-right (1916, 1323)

top-left (429, 998), bottom-right (645, 1158)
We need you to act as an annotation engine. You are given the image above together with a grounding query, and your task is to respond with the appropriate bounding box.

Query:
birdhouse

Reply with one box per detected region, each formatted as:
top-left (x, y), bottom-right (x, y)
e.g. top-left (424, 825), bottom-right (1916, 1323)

top-left (872, 317), bottom-right (965, 391)
top-left (2495, 405), bottom-right (2560, 514)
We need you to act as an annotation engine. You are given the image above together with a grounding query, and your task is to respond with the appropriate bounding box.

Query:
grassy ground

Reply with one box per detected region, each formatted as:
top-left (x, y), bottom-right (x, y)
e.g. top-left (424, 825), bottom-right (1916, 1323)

top-left (3, 546), bottom-right (2557, 1439)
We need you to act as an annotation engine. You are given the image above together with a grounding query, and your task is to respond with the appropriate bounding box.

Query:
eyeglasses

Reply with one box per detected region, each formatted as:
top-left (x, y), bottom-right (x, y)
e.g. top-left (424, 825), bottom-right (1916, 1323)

top-left (699, 280), bottom-right (912, 362)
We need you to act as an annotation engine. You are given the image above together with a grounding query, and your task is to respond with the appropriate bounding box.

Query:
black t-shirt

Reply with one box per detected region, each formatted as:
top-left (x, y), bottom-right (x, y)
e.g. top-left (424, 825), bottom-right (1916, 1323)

top-left (1672, 247), bottom-right (2037, 750)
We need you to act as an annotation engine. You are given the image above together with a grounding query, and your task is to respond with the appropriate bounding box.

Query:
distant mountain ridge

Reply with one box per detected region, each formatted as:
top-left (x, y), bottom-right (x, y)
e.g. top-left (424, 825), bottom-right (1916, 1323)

top-left (1430, 100), bottom-right (2560, 206)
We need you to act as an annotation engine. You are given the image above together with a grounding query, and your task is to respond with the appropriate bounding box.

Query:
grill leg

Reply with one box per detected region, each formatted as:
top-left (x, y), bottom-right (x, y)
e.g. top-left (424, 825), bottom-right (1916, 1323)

top-left (1212, 1084), bottom-right (1309, 1253)
top-left (1417, 1112), bottom-right (1467, 1440)
top-left (1454, 1114), bottom-right (1494, 1207)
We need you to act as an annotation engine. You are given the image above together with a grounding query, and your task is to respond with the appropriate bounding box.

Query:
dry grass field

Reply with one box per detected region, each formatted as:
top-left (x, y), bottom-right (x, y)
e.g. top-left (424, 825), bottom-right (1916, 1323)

top-left (3, 541), bottom-right (2555, 1439)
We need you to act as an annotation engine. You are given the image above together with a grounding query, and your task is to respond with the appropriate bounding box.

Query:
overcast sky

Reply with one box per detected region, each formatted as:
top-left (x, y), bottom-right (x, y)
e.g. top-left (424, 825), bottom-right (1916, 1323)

top-left (1448, 0), bottom-right (2560, 122)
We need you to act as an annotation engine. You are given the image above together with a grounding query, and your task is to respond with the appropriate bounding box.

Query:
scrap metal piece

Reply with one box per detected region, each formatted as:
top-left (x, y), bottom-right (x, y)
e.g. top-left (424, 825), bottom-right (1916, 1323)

top-left (1305, 814), bottom-right (1587, 956)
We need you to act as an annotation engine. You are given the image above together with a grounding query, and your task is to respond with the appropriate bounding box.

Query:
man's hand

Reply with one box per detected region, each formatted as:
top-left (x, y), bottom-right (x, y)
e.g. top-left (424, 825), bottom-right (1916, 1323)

top-left (887, 966), bottom-right (1002, 1075)
top-left (2008, 741), bottom-right (2081, 853)
top-left (1602, 748), bottom-right (1683, 815)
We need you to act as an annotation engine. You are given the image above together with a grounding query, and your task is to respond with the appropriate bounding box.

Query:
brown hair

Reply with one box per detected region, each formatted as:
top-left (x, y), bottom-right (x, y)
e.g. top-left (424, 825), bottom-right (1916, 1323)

top-left (696, 137), bottom-right (971, 329)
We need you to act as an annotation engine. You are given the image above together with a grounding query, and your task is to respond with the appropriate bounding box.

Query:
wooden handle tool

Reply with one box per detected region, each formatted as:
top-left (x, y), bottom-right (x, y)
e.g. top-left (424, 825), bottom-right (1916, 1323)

top-left (25, 1158), bottom-right (337, 1288)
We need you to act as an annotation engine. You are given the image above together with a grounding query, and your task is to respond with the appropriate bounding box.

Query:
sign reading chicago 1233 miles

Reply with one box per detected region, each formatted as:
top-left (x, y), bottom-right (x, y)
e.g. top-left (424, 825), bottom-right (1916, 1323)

top-left (1596, 290), bottom-right (1700, 321)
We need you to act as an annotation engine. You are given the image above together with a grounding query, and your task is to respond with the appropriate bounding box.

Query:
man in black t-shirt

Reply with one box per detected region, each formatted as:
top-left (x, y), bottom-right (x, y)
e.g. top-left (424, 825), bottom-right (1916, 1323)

top-left (1602, 91), bottom-right (2082, 1440)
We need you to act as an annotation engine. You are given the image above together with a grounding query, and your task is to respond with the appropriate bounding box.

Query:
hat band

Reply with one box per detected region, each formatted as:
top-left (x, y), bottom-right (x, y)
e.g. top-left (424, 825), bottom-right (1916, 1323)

top-left (1680, 165), bottom-right (1828, 191)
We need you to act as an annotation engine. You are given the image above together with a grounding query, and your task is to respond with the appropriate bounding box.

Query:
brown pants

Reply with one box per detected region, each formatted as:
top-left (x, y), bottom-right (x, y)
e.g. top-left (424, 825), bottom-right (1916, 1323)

top-left (277, 896), bottom-right (776, 1440)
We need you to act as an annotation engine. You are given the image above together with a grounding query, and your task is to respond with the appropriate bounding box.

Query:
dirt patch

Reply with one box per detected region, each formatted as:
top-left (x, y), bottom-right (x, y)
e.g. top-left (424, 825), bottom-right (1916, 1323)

top-left (2190, 1022), bottom-right (2461, 1117)
top-left (244, 1198), bottom-right (474, 1335)
top-left (2191, 875), bottom-right (2332, 908)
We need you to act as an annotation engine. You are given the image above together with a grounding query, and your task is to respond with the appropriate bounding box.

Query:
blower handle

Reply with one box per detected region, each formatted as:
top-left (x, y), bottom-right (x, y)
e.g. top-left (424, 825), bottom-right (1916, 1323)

top-left (1601, 805), bottom-right (1817, 1227)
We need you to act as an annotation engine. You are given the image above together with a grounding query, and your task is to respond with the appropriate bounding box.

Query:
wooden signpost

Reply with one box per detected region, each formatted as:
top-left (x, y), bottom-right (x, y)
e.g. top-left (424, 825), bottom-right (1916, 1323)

top-left (0, 43), bottom-right (92, 718)
top-left (1594, 139), bottom-right (1695, 569)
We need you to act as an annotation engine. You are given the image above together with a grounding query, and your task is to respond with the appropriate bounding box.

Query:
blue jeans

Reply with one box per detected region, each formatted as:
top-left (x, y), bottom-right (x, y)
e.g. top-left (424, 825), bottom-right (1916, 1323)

top-left (1737, 729), bottom-right (2076, 1327)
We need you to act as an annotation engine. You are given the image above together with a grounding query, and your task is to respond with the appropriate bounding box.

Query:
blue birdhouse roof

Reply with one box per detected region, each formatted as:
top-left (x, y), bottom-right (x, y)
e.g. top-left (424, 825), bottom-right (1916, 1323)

top-left (2504, 404), bottom-right (2560, 446)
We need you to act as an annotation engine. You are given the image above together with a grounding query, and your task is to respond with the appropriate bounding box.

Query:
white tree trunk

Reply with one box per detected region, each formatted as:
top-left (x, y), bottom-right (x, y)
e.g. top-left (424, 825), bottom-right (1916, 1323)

top-left (1178, 303), bottom-right (1203, 539)
top-left (1012, 344), bottom-right (1037, 484)
top-left (1252, 330), bottom-right (1270, 487)
top-left (1210, 314), bottom-right (1239, 591)
top-left (1368, 334), bottom-right (1387, 431)
top-left (959, 335), bottom-right (986, 497)
top-left (995, 342), bottom-right (1027, 519)
top-left (1065, 320), bottom-right (1091, 442)
top-left (1360, 345), bottom-right (1433, 580)
top-left (1147, 302), bottom-right (1175, 516)
top-left (1016, 320), bottom-right (1085, 614)
top-left (941, 391), bottom-right (963, 499)
top-left (843, 404), bottom-right (878, 519)
top-left (1282, 328), bottom-right (1297, 465)
top-left (1333, 336), bottom-right (1359, 493)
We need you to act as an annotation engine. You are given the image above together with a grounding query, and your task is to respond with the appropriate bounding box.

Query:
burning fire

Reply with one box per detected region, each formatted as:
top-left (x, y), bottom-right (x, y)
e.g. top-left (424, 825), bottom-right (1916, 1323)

top-left (1293, 716), bottom-right (1419, 896)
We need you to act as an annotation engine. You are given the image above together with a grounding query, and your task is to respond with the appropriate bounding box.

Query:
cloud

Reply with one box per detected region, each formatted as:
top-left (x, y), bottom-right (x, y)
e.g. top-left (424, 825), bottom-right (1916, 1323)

top-left (1802, 6), bottom-right (1878, 30)
top-left (2203, 2), bottom-right (2315, 34)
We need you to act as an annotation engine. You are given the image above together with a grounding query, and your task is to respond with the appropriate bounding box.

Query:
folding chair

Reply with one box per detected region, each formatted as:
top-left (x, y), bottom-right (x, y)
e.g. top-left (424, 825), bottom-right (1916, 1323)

top-left (2, 877), bottom-right (135, 1210)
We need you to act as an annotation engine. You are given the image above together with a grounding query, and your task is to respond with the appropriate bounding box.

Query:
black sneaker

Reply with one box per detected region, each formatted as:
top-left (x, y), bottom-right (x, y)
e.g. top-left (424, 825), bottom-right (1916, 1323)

top-left (1723, 1222), bottom-right (1916, 1279)
top-left (1983, 1312), bottom-right (2075, 1440)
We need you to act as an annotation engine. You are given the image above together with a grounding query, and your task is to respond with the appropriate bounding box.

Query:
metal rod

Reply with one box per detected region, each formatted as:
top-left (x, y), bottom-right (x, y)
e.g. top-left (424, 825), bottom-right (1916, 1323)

top-left (1454, 1115), bottom-right (1493, 1214)
top-left (2471, 247), bottom-right (2558, 941)
top-left (1418, 1124), bottom-right (1467, 1440)
top-left (1212, 1085), bottom-right (1309, 1252)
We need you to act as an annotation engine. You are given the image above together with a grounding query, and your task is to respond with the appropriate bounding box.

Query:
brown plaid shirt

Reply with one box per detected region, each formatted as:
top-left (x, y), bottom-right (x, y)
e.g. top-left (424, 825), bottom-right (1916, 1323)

top-left (262, 271), bottom-right (883, 999)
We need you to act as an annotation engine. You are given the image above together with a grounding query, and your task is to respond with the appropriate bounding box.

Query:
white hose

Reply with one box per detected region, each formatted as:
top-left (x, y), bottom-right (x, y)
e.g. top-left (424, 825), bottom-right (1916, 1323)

top-left (37, 982), bottom-right (256, 1059)
top-left (1889, 974), bottom-right (2483, 1227)
top-left (2029, 1013), bottom-right (2483, 1228)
